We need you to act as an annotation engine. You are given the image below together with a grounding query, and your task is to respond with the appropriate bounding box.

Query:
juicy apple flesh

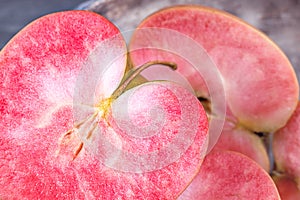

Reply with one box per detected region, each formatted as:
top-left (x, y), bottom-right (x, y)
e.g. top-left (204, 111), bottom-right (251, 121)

top-left (213, 121), bottom-right (270, 172)
top-left (178, 150), bottom-right (281, 200)
top-left (129, 5), bottom-right (299, 134)
top-left (129, 28), bottom-right (227, 152)
top-left (273, 174), bottom-right (300, 200)
top-left (129, 5), bottom-right (300, 197)
top-left (273, 101), bottom-right (300, 182)
top-left (0, 10), bottom-right (210, 199)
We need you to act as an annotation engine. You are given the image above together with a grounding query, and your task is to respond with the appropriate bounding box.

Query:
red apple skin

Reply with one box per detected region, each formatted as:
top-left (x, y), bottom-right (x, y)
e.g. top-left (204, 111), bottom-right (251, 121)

top-left (213, 123), bottom-right (270, 172)
top-left (0, 11), bottom-right (209, 199)
top-left (130, 5), bottom-right (299, 133)
top-left (273, 101), bottom-right (300, 180)
top-left (273, 175), bottom-right (300, 200)
top-left (178, 150), bottom-right (281, 200)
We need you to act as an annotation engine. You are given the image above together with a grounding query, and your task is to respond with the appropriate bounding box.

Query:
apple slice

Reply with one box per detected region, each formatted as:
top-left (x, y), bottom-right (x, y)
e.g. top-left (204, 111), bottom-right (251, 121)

top-left (0, 11), bottom-right (209, 199)
top-left (273, 174), bottom-right (300, 200)
top-left (129, 5), bottom-right (299, 133)
top-left (273, 101), bottom-right (300, 180)
top-left (213, 122), bottom-right (270, 172)
top-left (0, 10), bottom-right (126, 199)
top-left (74, 80), bottom-right (209, 199)
top-left (178, 150), bottom-right (280, 200)
top-left (129, 27), bottom-right (226, 152)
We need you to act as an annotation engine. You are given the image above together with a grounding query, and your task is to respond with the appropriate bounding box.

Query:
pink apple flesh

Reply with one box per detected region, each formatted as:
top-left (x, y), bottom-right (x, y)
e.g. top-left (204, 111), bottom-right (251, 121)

top-left (0, 11), bottom-right (209, 199)
top-left (178, 150), bottom-right (280, 200)
top-left (213, 122), bottom-right (270, 172)
top-left (129, 5), bottom-right (299, 133)
top-left (273, 174), bottom-right (300, 200)
top-left (273, 101), bottom-right (300, 180)
top-left (129, 27), bottom-right (227, 152)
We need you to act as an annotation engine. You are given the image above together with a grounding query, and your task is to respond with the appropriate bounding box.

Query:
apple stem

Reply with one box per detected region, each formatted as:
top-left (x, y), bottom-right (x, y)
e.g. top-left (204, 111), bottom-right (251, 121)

top-left (110, 61), bottom-right (177, 100)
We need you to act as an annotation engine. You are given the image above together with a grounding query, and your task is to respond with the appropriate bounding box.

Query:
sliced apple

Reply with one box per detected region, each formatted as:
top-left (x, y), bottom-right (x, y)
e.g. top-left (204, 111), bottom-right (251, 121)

top-left (213, 122), bottom-right (270, 172)
top-left (129, 5), bottom-right (299, 133)
top-left (273, 174), bottom-right (300, 200)
top-left (0, 11), bottom-right (209, 199)
top-left (273, 101), bottom-right (300, 180)
top-left (129, 27), bottom-right (226, 151)
top-left (178, 150), bottom-right (280, 200)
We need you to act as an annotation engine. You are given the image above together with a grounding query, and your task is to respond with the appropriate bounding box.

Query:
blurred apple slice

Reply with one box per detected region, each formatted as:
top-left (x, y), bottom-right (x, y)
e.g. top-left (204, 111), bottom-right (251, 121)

top-left (178, 150), bottom-right (280, 200)
top-left (273, 174), bottom-right (300, 200)
top-left (214, 122), bottom-right (270, 172)
top-left (273, 102), bottom-right (300, 182)
top-left (129, 5), bottom-right (299, 133)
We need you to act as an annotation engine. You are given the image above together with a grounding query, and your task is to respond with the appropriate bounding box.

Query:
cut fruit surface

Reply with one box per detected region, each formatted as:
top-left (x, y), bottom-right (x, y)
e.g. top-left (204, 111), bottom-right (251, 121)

top-left (273, 174), bottom-right (300, 200)
top-left (130, 5), bottom-right (299, 133)
top-left (213, 123), bottom-right (270, 172)
top-left (178, 150), bottom-right (281, 200)
top-left (129, 27), bottom-right (226, 152)
top-left (0, 10), bottom-right (209, 199)
top-left (273, 101), bottom-right (300, 180)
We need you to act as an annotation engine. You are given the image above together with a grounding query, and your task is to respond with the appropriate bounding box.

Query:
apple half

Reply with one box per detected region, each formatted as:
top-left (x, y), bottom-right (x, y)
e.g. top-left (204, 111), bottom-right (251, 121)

top-left (273, 101), bottom-right (300, 183)
top-left (273, 174), bottom-right (300, 200)
top-left (178, 150), bottom-right (280, 200)
top-left (0, 11), bottom-right (209, 199)
top-left (213, 121), bottom-right (270, 172)
top-left (129, 5), bottom-right (299, 134)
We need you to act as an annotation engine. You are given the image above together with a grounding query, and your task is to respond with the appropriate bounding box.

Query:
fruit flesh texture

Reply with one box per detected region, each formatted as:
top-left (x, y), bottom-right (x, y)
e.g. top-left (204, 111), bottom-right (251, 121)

top-left (273, 175), bottom-right (300, 200)
top-left (0, 11), bottom-right (209, 199)
top-left (213, 122), bottom-right (270, 172)
top-left (178, 150), bottom-right (281, 200)
top-left (129, 27), bottom-right (227, 153)
top-left (0, 10), bottom-right (125, 199)
top-left (129, 5), bottom-right (299, 133)
top-left (273, 101), bottom-right (300, 180)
